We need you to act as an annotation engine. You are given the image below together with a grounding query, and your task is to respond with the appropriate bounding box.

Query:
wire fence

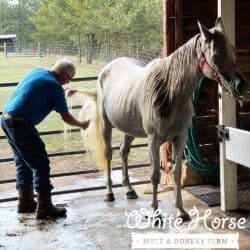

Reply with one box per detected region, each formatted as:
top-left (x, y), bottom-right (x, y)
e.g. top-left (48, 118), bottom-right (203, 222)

top-left (3, 40), bottom-right (162, 64)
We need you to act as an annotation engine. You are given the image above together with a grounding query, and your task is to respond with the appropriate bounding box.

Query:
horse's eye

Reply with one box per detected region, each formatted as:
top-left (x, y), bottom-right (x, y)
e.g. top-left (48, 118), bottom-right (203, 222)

top-left (213, 54), bottom-right (221, 65)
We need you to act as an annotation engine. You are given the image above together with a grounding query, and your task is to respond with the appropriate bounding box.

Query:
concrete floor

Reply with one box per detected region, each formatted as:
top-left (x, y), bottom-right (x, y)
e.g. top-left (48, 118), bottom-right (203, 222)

top-left (0, 184), bottom-right (249, 250)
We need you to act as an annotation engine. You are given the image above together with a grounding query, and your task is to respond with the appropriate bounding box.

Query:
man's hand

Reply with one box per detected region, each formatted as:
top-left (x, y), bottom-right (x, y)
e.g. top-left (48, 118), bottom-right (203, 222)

top-left (80, 120), bottom-right (90, 130)
top-left (65, 88), bottom-right (78, 97)
top-left (61, 112), bottom-right (90, 129)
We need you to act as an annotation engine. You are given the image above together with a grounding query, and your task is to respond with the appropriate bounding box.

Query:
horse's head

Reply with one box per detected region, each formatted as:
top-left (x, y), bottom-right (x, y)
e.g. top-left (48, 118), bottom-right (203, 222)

top-left (197, 18), bottom-right (249, 103)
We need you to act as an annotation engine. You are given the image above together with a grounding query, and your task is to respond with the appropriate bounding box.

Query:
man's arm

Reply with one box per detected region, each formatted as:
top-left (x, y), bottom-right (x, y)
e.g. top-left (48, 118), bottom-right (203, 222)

top-left (64, 88), bottom-right (78, 98)
top-left (60, 112), bottom-right (89, 130)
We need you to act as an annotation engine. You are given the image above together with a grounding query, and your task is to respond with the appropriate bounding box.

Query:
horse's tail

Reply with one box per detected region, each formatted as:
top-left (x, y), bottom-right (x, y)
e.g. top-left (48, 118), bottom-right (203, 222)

top-left (77, 86), bottom-right (108, 171)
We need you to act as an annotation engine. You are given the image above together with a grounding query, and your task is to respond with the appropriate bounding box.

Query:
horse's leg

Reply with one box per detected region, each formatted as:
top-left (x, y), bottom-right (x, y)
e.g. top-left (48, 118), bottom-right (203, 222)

top-left (148, 136), bottom-right (161, 211)
top-left (172, 133), bottom-right (191, 222)
top-left (103, 119), bottom-right (114, 202)
top-left (120, 134), bottom-right (138, 199)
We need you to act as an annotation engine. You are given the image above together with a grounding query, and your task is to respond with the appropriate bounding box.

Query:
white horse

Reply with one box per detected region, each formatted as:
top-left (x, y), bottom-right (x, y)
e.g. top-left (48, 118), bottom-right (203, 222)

top-left (78, 18), bottom-right (248, 221)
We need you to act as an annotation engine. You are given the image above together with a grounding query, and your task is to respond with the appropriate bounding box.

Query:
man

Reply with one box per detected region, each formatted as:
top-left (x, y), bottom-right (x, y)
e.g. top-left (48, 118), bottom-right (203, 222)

top-left (1, 58), bottom-right (89, 219)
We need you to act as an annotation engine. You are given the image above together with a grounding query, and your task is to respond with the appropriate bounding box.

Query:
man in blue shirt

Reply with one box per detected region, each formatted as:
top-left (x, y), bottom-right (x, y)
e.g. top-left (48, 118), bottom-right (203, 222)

top-left (1, 58), bottom-right (89, 219)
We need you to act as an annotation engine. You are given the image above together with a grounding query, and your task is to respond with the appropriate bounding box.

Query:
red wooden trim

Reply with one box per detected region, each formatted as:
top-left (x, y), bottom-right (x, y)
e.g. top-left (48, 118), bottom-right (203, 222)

top-left (162, 0), bottom-right (167, 57)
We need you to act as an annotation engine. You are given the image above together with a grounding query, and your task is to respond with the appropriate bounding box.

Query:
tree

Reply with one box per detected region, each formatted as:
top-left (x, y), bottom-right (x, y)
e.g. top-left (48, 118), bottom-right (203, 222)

top-left (31, 0), bottom-right (95, 62)
top-left (0, 0), bottom-right (41, 44)
top-left (30, 0), bottom-right (70, 42)
top-left (88, 0), bottom-right (162, 61)
top-left (0, 0), bottom-right (16, 34)
top-left (15, 0), bottom-right (41, 44)
top-left (116, 0), bottom-right (162, 58)
top-left (62, 0), bottom-right (95, 63)
top-left (88, 0), bottom-right (131, 62)
top-left (30, 0), bottom-right (163, 63)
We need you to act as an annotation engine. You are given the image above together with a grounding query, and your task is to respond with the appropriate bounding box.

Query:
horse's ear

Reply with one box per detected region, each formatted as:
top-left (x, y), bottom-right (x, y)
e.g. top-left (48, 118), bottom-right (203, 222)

top-left (197, 21), bottom-right (212, 42)
top-left (215, 17), bottom-right (226, 33)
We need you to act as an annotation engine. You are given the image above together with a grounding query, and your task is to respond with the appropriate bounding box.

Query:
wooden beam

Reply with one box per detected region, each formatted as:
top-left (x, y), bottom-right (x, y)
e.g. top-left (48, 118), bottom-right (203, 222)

top-left (167, 1), bottom-right (175, 54)
top-left (218, 0), bottom-right (238, 211)
top-left (162, 0), bottom-right (175, 169)
top-left (162, 0), bottom-right (167, 57)
top-left (175, 0), bottom-right (183, 48)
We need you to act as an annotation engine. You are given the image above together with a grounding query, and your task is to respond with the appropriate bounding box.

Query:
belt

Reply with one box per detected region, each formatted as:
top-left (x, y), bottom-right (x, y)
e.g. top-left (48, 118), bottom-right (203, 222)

top-left (3, 113), bottom-right (25, 122)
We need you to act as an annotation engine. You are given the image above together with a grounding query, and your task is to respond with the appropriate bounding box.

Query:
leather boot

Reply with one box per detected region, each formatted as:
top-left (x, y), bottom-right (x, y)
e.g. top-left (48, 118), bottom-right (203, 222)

top-left (17, 185), bottom-right (37, 213)
top-left (36, 191), bottom-right (66, 219)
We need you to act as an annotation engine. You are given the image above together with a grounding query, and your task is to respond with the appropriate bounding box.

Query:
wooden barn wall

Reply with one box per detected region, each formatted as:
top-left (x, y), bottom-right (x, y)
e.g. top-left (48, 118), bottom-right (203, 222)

top-left (236, 0), bottom-right (250, 130)
top-left (182, 0), bottom-right (219, 163)
top-left (167, 0), bottom-right (250, 165)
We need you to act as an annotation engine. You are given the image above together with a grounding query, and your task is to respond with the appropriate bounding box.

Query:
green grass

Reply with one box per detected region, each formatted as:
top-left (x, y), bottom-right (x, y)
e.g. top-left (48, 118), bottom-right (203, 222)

top-left (0, 54), bottom-right (149, 163)
top-left (0, 52), bottom-right (102, 83)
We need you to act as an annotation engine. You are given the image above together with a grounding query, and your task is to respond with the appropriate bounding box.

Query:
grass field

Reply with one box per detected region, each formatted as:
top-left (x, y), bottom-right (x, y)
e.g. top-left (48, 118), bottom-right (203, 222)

top-left (0, 52), bottom-right (102, 82)
top-left (0, 53), bottom-right (149, 167)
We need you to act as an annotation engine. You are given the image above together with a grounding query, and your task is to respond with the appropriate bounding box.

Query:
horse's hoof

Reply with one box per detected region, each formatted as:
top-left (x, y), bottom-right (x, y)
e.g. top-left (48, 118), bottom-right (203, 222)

top-left (177, 213), bottom-right (191, 223)
top-left (154, 215), bottom-right (163, 227)
top-left (104, 193), bottom-right (115, 202)
top-left (152, 214), bottom-right (164, 227)
top-left (126, 190), bottom-right (138, 199)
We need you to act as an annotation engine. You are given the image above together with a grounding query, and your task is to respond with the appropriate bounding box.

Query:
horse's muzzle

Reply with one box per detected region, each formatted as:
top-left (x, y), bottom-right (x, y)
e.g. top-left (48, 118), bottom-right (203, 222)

top-left (236, 78), bottom-right (248, 95)
top-left (231, 77), bottom-right (250, 105)
top-left (236, 81), bottom-right (243, 93)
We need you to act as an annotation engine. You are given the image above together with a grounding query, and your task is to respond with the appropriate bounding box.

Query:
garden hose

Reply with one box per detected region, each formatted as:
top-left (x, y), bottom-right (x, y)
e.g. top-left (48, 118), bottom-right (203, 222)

top-left (184, 76), bottom-right (219, 176)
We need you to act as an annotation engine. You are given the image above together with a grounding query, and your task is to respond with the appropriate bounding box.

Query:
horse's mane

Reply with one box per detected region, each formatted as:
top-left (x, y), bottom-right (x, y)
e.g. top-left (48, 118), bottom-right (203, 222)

top-left (144, 35), bottom-right (199, 117)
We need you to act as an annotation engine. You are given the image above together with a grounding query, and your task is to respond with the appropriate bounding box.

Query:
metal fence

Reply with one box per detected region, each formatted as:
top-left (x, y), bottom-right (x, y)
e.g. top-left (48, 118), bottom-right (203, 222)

top-left (0, 76), bottom-right (150, 203)
top-left (3, 40), bottom-right (162, 64)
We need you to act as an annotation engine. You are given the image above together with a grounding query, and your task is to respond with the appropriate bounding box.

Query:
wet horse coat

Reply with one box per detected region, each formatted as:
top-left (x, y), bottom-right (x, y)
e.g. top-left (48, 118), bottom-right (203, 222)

top-left (80, 18), bottom-right (248, 220)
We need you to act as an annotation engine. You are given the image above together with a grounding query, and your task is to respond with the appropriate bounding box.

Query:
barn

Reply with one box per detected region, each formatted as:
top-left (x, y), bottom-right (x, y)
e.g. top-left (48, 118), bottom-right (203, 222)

top-left (0, 34), bottom-right (16, 52)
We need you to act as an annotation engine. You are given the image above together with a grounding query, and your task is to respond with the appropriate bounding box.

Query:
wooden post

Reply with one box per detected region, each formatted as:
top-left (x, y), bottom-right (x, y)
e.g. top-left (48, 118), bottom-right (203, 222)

top-left (4, 41), bottom-right (7, 58)
top-left (37, 41), bottom-right (41, 56)
top-left (105, 30), bottom-right (111, 63)
top-left (162, 0), bottom-right (176, 170)
top-left (167, 0), bottom-right (175, 55)
top-left (175, 0), bottom-right (183, 48)
top-left (162, 0), bottom-right (167, 57)
top-left (60, 44), bottom-right (63, 57)
top-left (162, 0), bottom-right (175, 57)
top-left (162, 0), bottom-right (179, 170)
top-left (218, 0), bottom-right (238, 211)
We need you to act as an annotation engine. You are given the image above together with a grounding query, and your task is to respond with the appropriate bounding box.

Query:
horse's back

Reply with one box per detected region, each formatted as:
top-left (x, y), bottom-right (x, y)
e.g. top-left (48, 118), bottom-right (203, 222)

top-left (99, 57), bottom-right (145, 87)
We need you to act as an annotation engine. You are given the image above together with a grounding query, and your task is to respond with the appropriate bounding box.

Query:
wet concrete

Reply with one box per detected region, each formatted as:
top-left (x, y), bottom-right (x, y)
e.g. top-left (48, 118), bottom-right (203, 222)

top-left (0, 184), bottom-right (250, 250)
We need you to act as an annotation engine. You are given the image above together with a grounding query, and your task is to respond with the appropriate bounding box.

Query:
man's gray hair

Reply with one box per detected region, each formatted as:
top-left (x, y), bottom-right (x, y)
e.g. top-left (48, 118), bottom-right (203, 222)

top-left (52, 58), bottom-right (76, 77)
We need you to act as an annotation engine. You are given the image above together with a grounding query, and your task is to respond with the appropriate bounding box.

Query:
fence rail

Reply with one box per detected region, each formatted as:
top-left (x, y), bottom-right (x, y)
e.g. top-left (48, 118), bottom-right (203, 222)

top-left (0, 143), bottom-right (148, 163)
top-left (0, 76), bottom-right (98, 88)
top-left (0, 180), bottom-right (151, 203)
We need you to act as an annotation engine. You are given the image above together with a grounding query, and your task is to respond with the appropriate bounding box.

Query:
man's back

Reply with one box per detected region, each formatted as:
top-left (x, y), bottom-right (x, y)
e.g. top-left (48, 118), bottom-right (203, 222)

top-left (4, 68), bottom-right (68, 125)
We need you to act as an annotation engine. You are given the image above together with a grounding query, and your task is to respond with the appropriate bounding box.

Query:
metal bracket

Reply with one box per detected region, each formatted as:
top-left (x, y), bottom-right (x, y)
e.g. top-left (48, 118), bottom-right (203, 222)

top-left (216, 125), bottom-right (229, 141)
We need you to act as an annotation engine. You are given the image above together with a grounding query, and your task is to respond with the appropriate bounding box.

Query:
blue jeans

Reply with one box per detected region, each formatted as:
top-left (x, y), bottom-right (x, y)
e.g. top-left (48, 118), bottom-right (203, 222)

top-left (1, 116), bottom-right (53, 192)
